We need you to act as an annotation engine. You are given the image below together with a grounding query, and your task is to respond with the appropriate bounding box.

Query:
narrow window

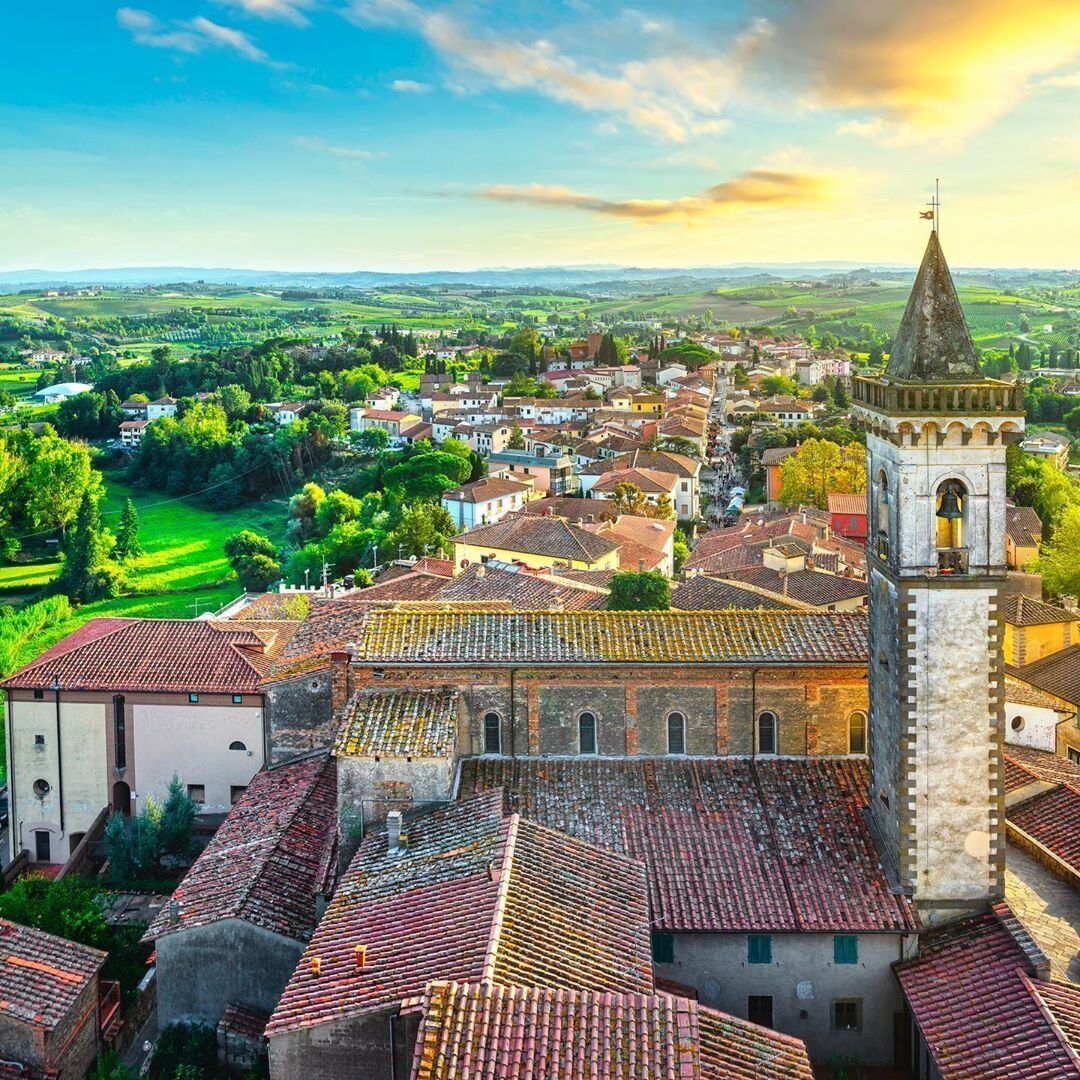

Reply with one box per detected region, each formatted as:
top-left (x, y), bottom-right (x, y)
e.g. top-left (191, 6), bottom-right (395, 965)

top-left (833, 935), bottom-right (858, 964)
top-left (229, 741), bottom-right (247, 751)
top-left (667, 712), bottom-right (686, 755)
top-left (1069, 748), bottom-right (1080, 765)
top-left (35, 831), bottom-right (51, 862)
top-left (232, 694), bottom-right (244, 704)
top-left (483, 712), bottom-right (501, 755)
top-left (187, 784), bottom-right (205, 804)
top-left (34, 734), bottom-right (45, 746)
top-left (848, 712), bottom-right (867, 755)
top-left (188, 692), bottom-right (199, 703)
top-left (579, 712), bottom-right (597, 755)
top-left (747, 996), bottom-right (773, 1028)
top-left (748, 935), bottom-right (772, 964)
top-left (833, 1000), bottom-right (861, 1031)
top-left (651, 932), bottom-right (675, 964)
top-left (757, 712), bottom-right (777, 755)
top-left (33, 689), bottom-right (44, 700)
top-left (114, 695), bottom-right (126, 770)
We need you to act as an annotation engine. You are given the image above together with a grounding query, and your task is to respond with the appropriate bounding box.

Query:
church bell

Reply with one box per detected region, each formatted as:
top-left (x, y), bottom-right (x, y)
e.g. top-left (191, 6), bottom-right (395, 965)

top-left (936, 486), bottom-right (963, 520)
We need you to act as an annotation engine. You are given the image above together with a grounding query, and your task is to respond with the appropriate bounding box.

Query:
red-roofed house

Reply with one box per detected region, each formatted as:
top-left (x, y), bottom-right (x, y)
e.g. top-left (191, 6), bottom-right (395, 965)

top-left (0, 919), bottom-right (111, 1078)
top-left (265, 792), bottom-right (655, 1077)
top-left (2, 617), bottom-right (299, 866)
top-left (827, 492), bottom-right (868, 542)
top-left (147, 754), bottom-right (337, 1031)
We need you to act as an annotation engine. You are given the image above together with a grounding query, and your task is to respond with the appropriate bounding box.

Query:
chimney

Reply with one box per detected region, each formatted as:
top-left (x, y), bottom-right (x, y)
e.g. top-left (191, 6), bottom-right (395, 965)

top-left (355, 944), bottom-right (367, 970)
top-left (168, 898), bottom-right (180, 926)
top-left (387, 810), bottom-right (403, 855)
top-left (639, 559), bottom-right (645, 572)
top-left (476, 564), bottom-right (486, 579)
top-left (330, 648), bottom-right (353, 714)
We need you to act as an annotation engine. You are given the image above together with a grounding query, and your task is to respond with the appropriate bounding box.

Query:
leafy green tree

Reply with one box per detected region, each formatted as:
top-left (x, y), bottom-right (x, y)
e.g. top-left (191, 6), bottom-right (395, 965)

top-left (1032, 504), bottom-right (1080, 599)
top-left (760, 374), bottom-right (800, 397)
top-left (288, 482), bottom-right (325, 543)
top-left (355, 427), bottom-right (390, 454)
top-left (778, 438), bottom-right (866, 509)
top-left (0, 875), bottom-right (110, 949)
top-left (219, 384), bottom-right (252, 422)
top-left (596, 333), bottom-right (617, 364)
top-left (25, 435), bottom-right (99, 536)
top-left (607, 571), bottom-right (671, 611)
top-left (114, 498), bottom-right (142, 560)
top-left (386, 502), bottom-right (456, 558)
top-left (224, 530), bottom-right (281, 591)
top-left (1065, 406), bottom-right (1080, 438)
top-left (507, 423), bottom-right (526, 450)
top-left (315, 490), bottom-right (362, 535)
top-left (383, 451), bottom-right (471, 500)
top-left (608, 482), bottom-right (674, 520)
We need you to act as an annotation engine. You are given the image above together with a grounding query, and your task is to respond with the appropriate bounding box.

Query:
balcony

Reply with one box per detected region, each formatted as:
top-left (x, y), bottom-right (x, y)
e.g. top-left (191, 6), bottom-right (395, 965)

top-left (936, 548), bottom-right (969, 575)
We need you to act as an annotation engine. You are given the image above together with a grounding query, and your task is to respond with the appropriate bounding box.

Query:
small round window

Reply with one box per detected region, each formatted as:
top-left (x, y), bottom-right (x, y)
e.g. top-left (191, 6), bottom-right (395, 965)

top-left (33, 778), bottom-right (51, 798)
top-left (1010, 716), bottom-right (1025, 732)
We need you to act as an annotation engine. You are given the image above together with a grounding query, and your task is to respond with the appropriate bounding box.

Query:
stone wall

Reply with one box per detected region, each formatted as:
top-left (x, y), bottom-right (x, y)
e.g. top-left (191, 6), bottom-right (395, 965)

top-left (655, 930), bottom-right (910, 1066)
top-left (351, 664), bottom-right (869, 761)
top-left (156, 920), bottom-right (304, 1028)
top-left (264, 671), bottom-right (334, 767)
top-left (268, 1010), bottom-right (408, 1080)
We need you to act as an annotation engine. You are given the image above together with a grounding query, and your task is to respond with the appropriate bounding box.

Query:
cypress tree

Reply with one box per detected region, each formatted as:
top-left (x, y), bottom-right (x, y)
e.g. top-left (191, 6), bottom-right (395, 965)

top-left (115, 498), bottom-right (142, 560)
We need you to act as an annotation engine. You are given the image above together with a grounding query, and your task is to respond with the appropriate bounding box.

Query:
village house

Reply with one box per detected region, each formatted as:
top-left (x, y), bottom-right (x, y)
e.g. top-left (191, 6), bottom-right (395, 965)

top-left (119, 418), bottom-right (149, 447)
top-left (146, 395), bottom-right (178, 420)
top-left (758, 396), bottom-right (815, 428)
top-left (486, 448), bottom-right (576, 495)
top-left (826, 492), bottom-right (868, 542)
top-left (147, 754), bottom-right (337, 1038)
top-left (762, 446), bottom-right (797, 505)
top-left (269, 402), bottom-right (307, 426)
top-left (440, 474), bottom-right (533, 530)
top-left (2, 618), bottom-right (298, 865)
top-left (1020, 431), bottom-right (1071, 469)
top-left (0, 919), bottom-right (115, 1078)
top-left (348, 407), bottom-right (423, 444)
top-left (1005, 502), bottom-right (1043, 569)
top-left (452, 514), bottom-right (620, 573)
top-left (579, 449), bottom-right (701, 520)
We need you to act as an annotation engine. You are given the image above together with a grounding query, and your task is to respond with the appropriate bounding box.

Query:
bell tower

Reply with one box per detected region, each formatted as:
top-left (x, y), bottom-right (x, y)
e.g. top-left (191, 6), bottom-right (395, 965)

top-left (852, 231), bottom-right (1025, 926)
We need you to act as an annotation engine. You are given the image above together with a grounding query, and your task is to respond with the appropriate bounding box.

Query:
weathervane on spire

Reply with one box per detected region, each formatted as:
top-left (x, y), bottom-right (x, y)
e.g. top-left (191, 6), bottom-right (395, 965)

top-left (919, 178), bottom-right (940, 232)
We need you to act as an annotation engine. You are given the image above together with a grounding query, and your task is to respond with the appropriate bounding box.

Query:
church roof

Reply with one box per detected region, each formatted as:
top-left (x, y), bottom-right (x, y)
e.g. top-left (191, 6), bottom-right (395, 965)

top-left (886, 231), bottom-right (983, 383)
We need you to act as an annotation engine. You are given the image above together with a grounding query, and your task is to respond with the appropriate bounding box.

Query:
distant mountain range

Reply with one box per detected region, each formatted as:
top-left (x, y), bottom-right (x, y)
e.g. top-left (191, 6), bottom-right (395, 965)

top-left (0, 261), bottom-right (1072, 292)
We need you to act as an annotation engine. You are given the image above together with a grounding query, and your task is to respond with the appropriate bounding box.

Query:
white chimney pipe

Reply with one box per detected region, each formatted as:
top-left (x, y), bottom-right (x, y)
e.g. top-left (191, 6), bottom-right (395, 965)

top-left (387, 810), bottom-right (403, 854)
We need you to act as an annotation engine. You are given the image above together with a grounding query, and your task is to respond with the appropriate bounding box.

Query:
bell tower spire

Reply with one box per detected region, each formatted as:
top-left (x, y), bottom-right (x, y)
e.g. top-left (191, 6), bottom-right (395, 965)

top-left (853, 231), bottom-right (1026, 926)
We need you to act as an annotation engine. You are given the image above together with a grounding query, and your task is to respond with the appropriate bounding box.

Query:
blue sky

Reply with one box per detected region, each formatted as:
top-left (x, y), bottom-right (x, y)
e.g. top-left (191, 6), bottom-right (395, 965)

top-left (2, 1), bottom-right (1078, 270)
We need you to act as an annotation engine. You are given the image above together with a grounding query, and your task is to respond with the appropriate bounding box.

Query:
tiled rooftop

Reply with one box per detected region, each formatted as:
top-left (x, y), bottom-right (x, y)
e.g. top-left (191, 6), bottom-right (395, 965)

top-left (0, 918), bottom-right (106, 1031)
top-left (1007, 645), bottom-right (1080, 707)
top-left (352, 609), bottom-right (869, 667)
top-left (1, 617), bottom-right (298, 693)
top-left (146, 754), bottom-right (337, 944)
top-left (335, 688), bottom-right (458, 758)
top-left (437, 564), bottom-right (608, 610)
top-left (1008, 785), bottom-right (1080, 878)
top-left (672, 576), bottom-right (804, 612)
top-left (895, 904), bottom-right (1080, 1077)
top-left (1005, 844), bottom-right (1080, 983)
top-left (459, 758), bottom-right (914, 933)
top-left (1003, 593), bottom-right (1078, 627)
top-left (723, 566), bottom-right (868, 608)
top-left (1006, 504), bottom-right (1043, 548)
top-left (456, 514), bottom-right (619, 564)
top-left (265, 792), bottom-right (653, 1037)
top-left (409, 981), bottom-right (813, 1080)
top-left (1005, 746), bottom-right (1080, 791)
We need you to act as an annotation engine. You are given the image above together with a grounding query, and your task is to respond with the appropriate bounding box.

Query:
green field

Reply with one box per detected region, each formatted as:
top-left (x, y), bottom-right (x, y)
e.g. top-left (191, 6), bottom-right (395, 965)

top-left (0, 473), bottom-right (289, 668)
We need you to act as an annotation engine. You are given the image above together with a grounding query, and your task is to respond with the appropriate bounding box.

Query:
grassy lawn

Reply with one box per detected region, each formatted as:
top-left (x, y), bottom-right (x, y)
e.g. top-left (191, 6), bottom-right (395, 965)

top-left (0, 472), bottom-right (290, 675)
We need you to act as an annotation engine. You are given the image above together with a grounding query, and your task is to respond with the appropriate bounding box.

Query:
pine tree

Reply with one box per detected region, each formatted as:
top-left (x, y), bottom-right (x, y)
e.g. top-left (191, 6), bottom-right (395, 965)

top-left (114, 498), bottom-right (142, 561)
top-left (59, 491), bottom-right (120, 604)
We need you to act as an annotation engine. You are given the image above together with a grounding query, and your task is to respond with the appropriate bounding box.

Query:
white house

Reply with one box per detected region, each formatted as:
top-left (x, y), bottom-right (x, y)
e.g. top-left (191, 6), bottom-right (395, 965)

top-left (442, 475), bottom-right (534, 530)
top-left (119, 419), bottom-right (149, 447)
top-left (32, 382), bottom-right (93, 403)
top-left (146, 397), bottom-right (179, 420)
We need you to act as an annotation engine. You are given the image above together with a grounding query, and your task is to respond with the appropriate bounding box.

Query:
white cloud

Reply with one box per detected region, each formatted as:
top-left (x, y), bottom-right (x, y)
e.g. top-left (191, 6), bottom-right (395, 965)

top-left (217, 0), bottom-right (316, 26)
top-left (116, 8), bottom-right (202, 52)
top-left (117, 7), bottom-right (281, 65)
top-left (390, 78), bottom-right (431, 93)
top-left (1038, 70), bottom-right (1080, 89)
top-left (292, 136), bottom-right (383, 159)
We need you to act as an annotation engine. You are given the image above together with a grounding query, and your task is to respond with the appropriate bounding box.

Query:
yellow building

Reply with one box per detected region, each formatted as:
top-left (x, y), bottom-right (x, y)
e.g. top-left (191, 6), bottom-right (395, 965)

top-left (1005, 504), bottom-right (1042, 570)
top-left (453, 514), bottom-right (620, 573)
top-left (1002, 594), bottom-right (1080, 666)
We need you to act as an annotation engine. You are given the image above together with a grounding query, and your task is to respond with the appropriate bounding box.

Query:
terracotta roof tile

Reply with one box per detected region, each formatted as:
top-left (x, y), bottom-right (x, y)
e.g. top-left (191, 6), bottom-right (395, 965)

top-left (146, 754), bottom-right (337, 944)
top-left (895, 906), bottom-right (1080, 1077)
top-left (409, 981), bottom-right (813, 1080)
top-left (826, 493), bottom-right (867, 517)
top-left (459, 758), bottom-right (914, 933)
top-left (1003, 594), bottom-right (1077, 627)
top-left (1007, 645), bottom-right (1080, 707)
top-left (0, 919), bottom-right (106, 1031)
top-left (1006, 504), bottom-right (1043, 548)
top-left (1, 618), bottom-right (290, 694)
top-left (1004, 747), bottom-right (1080, 791)
top-left (265, 793), bottom-right (652, 1037)
top-left (1008, 786), bottom-right (1080, 876)
top-left (456, 515), bottom-right (619, 564)
top-left (722, 567), bottom-right (867, 609)
top-left (335, 688), bottom-right (458, 758)
top-left (352, 609), bottom-right (868, 667)
top-left (438, 565), bottom-right (608, 611)
top-left (672, 577), bottom-right (803, 612)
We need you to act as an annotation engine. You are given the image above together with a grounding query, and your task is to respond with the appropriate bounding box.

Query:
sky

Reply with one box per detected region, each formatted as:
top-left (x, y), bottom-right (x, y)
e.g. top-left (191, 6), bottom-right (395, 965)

top-left (1, 0), bottom-right (1079, 271)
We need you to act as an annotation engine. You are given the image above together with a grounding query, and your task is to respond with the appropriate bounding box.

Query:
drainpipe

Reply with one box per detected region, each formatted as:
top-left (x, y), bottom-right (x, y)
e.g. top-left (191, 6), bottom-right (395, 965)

top-left (53, 677), bottom-right (64, 835)
top-left (5, 692), bottom-right (15, 862)
top-left (750, 667), bottom-right (759, 759)
top-left (509, 667), bottom-right (516, 758)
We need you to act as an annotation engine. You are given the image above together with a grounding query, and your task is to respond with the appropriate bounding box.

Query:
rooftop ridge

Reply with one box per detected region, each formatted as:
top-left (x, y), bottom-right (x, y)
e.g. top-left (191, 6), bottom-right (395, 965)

top-left (481, 814), bottom-right (519, 985)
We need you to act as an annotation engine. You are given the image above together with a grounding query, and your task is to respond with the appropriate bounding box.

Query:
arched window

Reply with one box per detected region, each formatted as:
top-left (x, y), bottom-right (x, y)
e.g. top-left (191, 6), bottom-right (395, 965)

top-left (229, 740), bottom-right (247, 751)
top-left (113, 695), bottom-right (126, 770)
top-left (848, 712), bottom-right (867, 755)
top-left (483, 712), bottom-right (501, 755)
top-left (757, 712), bottom-right (777, 756)
top-left (875, 470), bottom-right (891, 559)
top-left (667, 712), bottom-right (686, 755)
top-left (578, 712), bottom-right (597, 755)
